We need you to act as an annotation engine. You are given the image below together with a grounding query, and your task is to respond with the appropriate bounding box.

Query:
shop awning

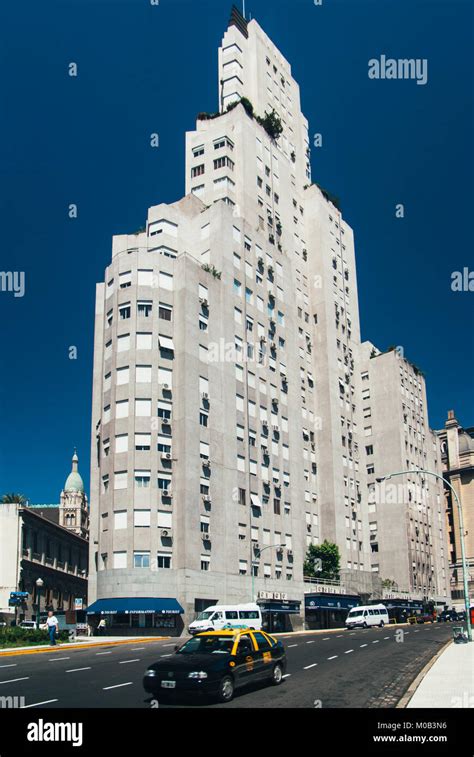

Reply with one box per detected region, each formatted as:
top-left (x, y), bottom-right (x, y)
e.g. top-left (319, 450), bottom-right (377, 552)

top-left (86, 597), bottom-right (184, 615)
top-left (258, 600), bottom-right (300, 614)
top-left (305, 594), bottom-right (360, 612)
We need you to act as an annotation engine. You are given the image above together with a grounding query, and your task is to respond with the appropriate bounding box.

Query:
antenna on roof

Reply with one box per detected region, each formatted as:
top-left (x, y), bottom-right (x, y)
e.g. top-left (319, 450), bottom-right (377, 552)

top-left (242, 0), bottom-right (246, 19)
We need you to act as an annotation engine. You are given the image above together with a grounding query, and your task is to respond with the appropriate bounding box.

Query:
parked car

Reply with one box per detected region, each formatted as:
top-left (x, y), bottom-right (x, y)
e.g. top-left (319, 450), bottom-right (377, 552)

top-left (143, 629), bottom-right (286, 703)
top-left (19, 620), bottom-right (37, 630)
top-left (437, 610), bottom-right (458, 623)
top-left (409, 612), bottom-right (434, 624)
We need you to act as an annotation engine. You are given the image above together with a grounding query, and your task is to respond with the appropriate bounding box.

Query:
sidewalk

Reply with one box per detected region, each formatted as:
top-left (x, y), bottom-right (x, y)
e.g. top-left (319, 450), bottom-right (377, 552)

top-left (406, 640), bottom-right (474, 708)
top-left (0, 635), bottom-right (170, 657)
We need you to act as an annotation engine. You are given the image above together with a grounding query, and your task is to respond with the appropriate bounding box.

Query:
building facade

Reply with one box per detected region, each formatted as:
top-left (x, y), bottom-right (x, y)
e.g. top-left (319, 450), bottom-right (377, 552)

top-left (437, 410), bottom-right (474, 605)
top-left (358, 344), bottom-right (449, 602)
top-left (0, 452), bottom-right (89, 623)
top-left (88, 8), bottom-right (448, 634)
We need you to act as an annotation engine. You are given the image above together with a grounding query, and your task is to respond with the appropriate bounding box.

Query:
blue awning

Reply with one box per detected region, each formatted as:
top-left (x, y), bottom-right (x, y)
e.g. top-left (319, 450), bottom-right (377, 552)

top-left (305, 594), bottom-right (360, 612)
top-left (86, 597), bottom-right (184, 615)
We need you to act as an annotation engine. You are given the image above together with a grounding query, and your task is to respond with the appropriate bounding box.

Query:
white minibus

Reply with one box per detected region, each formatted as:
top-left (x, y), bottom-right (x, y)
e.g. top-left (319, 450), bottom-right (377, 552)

top-left (188, 603), bottom-right (262, 635)
top-left (345, 603), bottom-right (389, 629)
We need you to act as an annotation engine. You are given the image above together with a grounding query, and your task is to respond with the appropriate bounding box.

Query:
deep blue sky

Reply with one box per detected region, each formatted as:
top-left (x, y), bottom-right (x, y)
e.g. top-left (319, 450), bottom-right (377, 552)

top-left (0, 0), bottom-right (472, 503)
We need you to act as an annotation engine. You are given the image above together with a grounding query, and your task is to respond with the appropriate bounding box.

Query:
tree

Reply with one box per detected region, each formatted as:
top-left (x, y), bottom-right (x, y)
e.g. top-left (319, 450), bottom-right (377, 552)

top-left (257, 109), bottom-right (283, 141)
top-left (1, 493), bottom-right (27, 505)
top-left (303, 541), bottom-right (340, 581)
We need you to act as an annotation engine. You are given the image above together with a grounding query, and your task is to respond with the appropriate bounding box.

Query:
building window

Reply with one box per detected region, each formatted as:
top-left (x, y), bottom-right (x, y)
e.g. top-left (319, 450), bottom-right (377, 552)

top-left (200, 412), bottom-right (209, 427)
top-left (134, 551), bottom-right (150, 568)
top-left (157, 553), bottom-right (172, 569)
top-left (191, 164), bottom-right (205, 177)
top-left (159, 304), bottom-right (172, 321)
top-left (137, 301), bottom-right (152, 317)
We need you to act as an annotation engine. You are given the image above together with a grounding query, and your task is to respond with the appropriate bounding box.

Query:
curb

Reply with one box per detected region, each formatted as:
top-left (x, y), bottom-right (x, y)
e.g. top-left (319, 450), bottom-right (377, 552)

top-left (396, 638), bottom-right (453, 708)
top-left (0, 637), bottom-right (171, 658)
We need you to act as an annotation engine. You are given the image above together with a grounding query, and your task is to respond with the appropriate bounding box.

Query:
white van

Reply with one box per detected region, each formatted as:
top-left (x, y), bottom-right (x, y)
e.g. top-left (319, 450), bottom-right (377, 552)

top-left (188, 603), bottom-right (262, 635)
top-left (345, 603), bottom-right (389, 629)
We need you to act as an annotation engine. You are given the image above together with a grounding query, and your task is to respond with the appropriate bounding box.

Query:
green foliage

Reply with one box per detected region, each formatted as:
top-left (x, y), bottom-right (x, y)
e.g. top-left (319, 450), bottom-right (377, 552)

top-left (303, 540), bottom-right (341, 581)
top-left (0, 626), bottom-right (69, 648)
top-left (1, 493), bottom-right (27, 504)
top-left (256, 109), bottom-right (283, 141)
top-left (201, 264), bottom-right (221, 280)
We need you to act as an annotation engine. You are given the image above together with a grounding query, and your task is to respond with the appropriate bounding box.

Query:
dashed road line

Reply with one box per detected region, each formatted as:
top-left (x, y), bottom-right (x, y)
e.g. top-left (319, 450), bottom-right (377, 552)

top-left (282, 673), bottom-right (291, 679)
top-left (288, 644), bottom-right (298, 648)
top-left (372, 640), bottom-right (380, 644)
top-left (119, 659), bottom-right (140, 664)
top-left (131, 647), bottom-right (145, 651)
top-left (360, 644), bottom-right (368, 648)
top-left (306, 641), bottom-right (315, 644)
top-left (328, 655), bottom-right (338, 660)
top-left (0, 677), bottom-right (29, 685)
top-left (0, 664), bottom-right (17, 669)
top-left (345, 649), bottom-right (354, 654)
top-left (103, 682), bottom-right (133, 690)
top-left (66, 667), bottom-right (92, 673)
top-left (322, 637), bottom-right (330, 641)
top-left (96, 651), bottom-right (112, 655)
top-left (160, 654), bottom-right (173, 658)
top-left (49, 657), bottom-right (70, 662)
top-left (21, 699), bottom-right (59, 709)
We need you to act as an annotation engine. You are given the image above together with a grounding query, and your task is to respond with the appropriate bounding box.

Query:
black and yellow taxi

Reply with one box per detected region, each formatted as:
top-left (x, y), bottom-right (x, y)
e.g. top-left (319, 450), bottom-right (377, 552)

top-left (143, 629), bottom-right (286, 702)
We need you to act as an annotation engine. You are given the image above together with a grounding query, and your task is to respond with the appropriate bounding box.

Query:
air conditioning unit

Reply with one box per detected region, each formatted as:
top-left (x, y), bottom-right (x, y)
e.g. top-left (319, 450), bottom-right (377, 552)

top-left (162, 384), bottom-right (170, 391)
top-left (203, 459), bottom-right (211, 469)
top-left (270, 341), bottom-right (277, 350)
top-left (202, 392), bottom-right (209, 400)
top-left (262, 420), bottom-right (268, 428)
top-left (268, 290), bottom-right (275, 299)
top-left (258, 257), bottom-right (264, 266)
top-left (200, 297), bottom-right (209, 308)
top-left (202, 495), bottom-right (211, 504)
top-left (272, 397), bottom-right (278, 405)
top-left (160, 528), bottom-right (173, 538)
top-left (161, 452), bottom-right (172, 460)
top-left (162, 488), bottom-right (172, 498)
top-left (260, 336), bottom-right (267, 343)
top-left (201, 531), bottom-right (211, 541)
top-left (287, 548), bottom-right (293, 556)
top-left (273, 425), bottom-right (279, 433)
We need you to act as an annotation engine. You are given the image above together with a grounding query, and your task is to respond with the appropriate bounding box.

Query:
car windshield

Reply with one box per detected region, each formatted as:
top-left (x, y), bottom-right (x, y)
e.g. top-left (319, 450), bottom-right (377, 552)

top-left (348, 610), bottom-right (363, 617)
top-left (195, 611), bottom-right (214, 620)
top-left (177, 636), bottom-right (234, 655)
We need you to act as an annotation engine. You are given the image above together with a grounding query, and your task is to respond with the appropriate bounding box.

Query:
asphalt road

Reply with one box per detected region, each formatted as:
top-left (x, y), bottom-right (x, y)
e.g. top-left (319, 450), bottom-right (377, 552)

top-left (0, 623), bottom-right (452, 709)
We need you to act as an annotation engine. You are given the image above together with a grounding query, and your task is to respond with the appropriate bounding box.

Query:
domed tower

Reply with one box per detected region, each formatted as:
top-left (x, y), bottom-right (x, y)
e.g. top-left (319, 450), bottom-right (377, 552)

top-left (59, 449), bottom-right (89, 538)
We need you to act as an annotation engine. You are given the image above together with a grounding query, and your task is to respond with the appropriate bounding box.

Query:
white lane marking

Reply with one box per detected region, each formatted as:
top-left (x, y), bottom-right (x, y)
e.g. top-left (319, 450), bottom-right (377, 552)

top-left (49, 657), bottom-right (70, 662)
top-left (160, 654), bottom-right (172, 658)
top-left (0, 677), bottom-right (29, 685)
top-left (349, 633), bottom-right (356, 636)
top-left (288, 644), bottom-right (298, 648)
top-left (345, 649), bottom-right (354, 654)
top-left (336, 635), bottom-right (343, 638)
top-left (306, 640), bottom-right (315, 644)
top-left (303, 663), bottom-right (317, 669)
top-left (328, 655), bottom-right (338, 660)
top-left (119, 659), bottom-right (140, 664)
top-left (372, 640), bottom-right (380, 644)
top-left (21, 699), bottom-right (59, 709)
top-left (384, 636), bottom-right (390, 640)
top-left (414, 630), bottom-right (420, 633)
top-left (103, 682), bottom-right (133, 690)
top-left (66, 667), bottom-right (91, 673)
top-left (360, 644), bottom-right (368, 648)
top-left (322, 637), bottom-right (330, 641)
top-left (96, 651), bottom-right (112, 656)
top-left (0, 664), bottom-right (17, 669)
top-left (162, 643), bottom-right (175, 647)
top-left (130, 647), bottom-right (145, 651)
top-left (282, 673), bottom-right (291, 679)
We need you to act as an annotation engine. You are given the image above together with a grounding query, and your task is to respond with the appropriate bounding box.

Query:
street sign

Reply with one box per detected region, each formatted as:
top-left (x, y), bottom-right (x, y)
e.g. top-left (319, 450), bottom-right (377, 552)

top-left (74, 598), bottom-right (83, 610)
top-left (10, 592), bottom-right (28, 598)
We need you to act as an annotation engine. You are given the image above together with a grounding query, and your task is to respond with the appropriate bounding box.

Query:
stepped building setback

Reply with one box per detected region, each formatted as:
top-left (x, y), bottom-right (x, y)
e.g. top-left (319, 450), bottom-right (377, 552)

top-left (88, 7), bottom-right (449, 634)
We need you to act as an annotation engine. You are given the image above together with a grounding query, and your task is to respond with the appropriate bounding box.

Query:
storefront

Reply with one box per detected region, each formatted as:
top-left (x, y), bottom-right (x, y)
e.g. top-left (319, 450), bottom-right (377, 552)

top-left (374, 598), bottom-right (424, 623)
top-left (305, 593), bottom-right (361, 629)
top-left (86, 597), bottom-right (184, 636)
top-left (257, 593), bottom-right (301, 633)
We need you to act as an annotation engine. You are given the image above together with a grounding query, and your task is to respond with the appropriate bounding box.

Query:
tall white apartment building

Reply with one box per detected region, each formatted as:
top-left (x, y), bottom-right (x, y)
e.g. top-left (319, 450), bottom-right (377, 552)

top-left (87, 8), bottom-right (447, 633)
top-left (359, 344), bottom-right (449, 600)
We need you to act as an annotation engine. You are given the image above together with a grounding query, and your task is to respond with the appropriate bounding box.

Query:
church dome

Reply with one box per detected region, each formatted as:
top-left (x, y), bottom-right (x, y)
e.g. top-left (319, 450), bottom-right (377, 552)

top-left (64, 451), bottom-right (84, 493)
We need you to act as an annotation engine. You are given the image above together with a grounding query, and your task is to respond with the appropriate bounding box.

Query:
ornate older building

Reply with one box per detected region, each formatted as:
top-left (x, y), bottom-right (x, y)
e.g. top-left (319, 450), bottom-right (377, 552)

top-left (437, 410), bottom-right (474, 606)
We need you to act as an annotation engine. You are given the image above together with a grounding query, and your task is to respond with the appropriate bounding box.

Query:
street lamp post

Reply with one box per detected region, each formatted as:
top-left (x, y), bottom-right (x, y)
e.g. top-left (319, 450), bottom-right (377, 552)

top-left (35, 578), bottom-right (44, 629)
top-left (376, 469), bottom-right (472, 642)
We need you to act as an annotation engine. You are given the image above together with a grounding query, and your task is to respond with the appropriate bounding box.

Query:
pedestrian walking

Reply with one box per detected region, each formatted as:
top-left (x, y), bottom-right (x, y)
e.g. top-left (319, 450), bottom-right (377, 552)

top-left (46, 611), bottom-right (59, 646)
top-left (98, 618), bottom-right (106, 636)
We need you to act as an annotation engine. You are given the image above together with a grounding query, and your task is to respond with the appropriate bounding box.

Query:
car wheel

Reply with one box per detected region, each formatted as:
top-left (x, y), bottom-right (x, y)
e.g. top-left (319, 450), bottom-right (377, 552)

top-left (379, 621), bottom-right (384, 628)
top-left (271, 663), bottom-right (284, 686)
top-left (363, 622), bottom-right (368, 628)
top-left (217, 675), bottom-right (234, 703)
